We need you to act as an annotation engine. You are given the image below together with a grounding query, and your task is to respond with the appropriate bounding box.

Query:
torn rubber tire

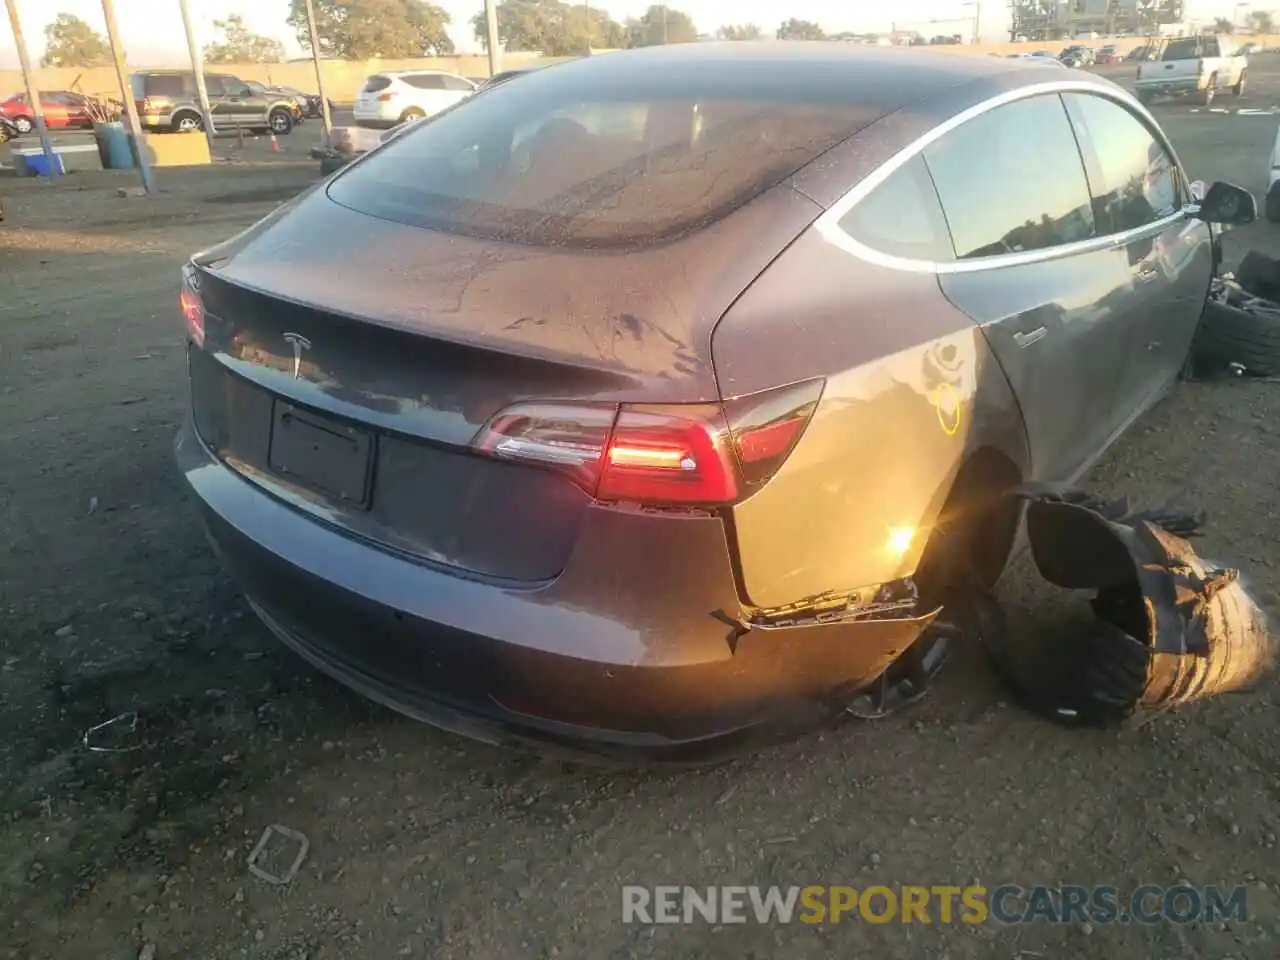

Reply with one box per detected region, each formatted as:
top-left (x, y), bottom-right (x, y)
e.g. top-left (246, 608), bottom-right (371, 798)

top-left (1267, 182), bottom-right (1280, 223)
top-left (1191, 296), bottom-right (1280, 377)
top-left (1233, 250), bottom-right (1280, 301)
top-left (974, 483), bottom-right (1275, 728)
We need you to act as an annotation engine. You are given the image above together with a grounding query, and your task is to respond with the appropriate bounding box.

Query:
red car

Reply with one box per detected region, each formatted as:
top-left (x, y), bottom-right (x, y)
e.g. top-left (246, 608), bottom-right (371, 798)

top-left (1095, 45), bottom-right (1124, 65)
top-left (0, 91), bottom-right (95, 134)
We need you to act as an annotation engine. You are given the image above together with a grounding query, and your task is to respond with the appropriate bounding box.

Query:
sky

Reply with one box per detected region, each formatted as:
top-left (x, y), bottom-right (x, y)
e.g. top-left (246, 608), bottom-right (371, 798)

top-left (0, 0), bottom-right (1259, 68)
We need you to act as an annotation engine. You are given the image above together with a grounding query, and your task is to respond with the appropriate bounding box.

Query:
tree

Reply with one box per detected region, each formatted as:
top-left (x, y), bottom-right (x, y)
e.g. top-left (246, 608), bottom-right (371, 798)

top-left (203, 15), bottom-right (286, 64)
top-left (1249, 9), bottom-right (1275, 33)
top-left (776, 18), bottom-right (826, 41)
top-left (717, 23), bottom-right (762, 40)
top-left (471, 0), bottom-right (625, 54)
top-left (1214, 16), bottom-right (1234, 33)
top-left (625, 5), bottom-right (697, 46)
top-left (287, 0), bottom-right (454, 59)
top-left (40, 13), bottom-right (112, 68)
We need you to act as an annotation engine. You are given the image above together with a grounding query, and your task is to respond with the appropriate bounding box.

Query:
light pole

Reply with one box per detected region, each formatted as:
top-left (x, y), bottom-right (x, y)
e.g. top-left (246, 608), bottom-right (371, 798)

top-left (303, 0), bottom-right (333, 147)
top-left (177, 0), bottom-right (216, 151)
top-left (3, 0), bottom-right (57, 184)
top-left (484, 0), bottom-right (501, 76)
top-left (102, 0), bottom-right (155, 195)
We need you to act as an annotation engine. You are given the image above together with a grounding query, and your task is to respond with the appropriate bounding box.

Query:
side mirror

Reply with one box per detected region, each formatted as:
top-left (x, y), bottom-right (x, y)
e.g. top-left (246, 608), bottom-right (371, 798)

top-left (1192, 181), bottom-right (1257, 226)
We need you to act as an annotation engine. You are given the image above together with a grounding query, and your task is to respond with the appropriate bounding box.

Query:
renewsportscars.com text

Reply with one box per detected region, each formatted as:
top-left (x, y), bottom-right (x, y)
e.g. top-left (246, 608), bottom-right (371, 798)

top-left (621, 884), bottom-right (1247, 926)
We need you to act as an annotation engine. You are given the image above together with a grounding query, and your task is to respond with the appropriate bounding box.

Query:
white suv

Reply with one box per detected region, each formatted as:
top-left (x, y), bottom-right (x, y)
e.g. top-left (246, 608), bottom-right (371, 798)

top-left (353, 70), bottom-right (476, 128)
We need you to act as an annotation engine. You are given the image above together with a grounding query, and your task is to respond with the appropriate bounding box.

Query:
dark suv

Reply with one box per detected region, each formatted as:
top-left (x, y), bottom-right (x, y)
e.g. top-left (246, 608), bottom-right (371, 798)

top-left (131, 70), bottom-right (298, 135)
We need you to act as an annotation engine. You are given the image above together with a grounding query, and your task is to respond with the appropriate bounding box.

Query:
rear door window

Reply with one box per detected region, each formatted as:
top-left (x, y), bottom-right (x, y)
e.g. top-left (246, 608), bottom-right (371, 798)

top-left (924, 93), bottom-right (1096, 259)
top-left (328, 69), bottom-right (877, 248)
top-left (838, 155), bottom-right (954, 262)
top-left (441, 75), bottom-right (475, 92)
top-left (1063, 92), bottom-right (1183, 234)
top-left (404, 74), bottom-right (446, 90)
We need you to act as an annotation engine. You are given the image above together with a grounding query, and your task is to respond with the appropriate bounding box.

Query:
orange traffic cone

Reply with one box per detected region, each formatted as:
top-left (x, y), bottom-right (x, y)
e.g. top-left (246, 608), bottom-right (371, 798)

top-left (269, 132), bottom-right (281, 153)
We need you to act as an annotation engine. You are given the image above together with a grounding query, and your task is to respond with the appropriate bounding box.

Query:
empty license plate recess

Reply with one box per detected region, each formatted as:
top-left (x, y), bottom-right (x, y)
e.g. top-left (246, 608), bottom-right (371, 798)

top-left (268, 401), bottom-right (374, 506)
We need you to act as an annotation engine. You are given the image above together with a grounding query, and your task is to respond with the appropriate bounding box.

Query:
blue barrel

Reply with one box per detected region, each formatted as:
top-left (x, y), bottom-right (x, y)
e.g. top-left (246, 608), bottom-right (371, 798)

top-left (94, 122), bottom-right (135, 169)
top-left (17, 150), bottom-right (66, 177)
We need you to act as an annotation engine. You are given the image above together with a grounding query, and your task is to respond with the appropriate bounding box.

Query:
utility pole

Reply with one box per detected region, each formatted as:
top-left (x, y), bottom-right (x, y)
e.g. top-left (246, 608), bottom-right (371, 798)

top-left (484, 0), bottom-right (501, 76)
top-left (3, 0), bottom-right (58, 184)
top-left (177, 0), bottom-right (216, 151)
top-left (101, 0), bottom-right (155, 195)
top-left (973, 2), bottom-right (982, 44)
top-left (662, 4), bottom-right (668, 43)
top-left (303, 0), bottom-right (333, 146)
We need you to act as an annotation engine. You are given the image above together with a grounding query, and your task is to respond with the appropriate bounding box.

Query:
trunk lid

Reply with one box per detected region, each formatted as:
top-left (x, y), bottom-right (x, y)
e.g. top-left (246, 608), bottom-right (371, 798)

top-left (190, 180), bottom-right (820, 580)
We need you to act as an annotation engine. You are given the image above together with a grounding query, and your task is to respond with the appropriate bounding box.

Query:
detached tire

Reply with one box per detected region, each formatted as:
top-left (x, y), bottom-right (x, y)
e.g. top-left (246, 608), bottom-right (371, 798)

top-left (1266, 182), bottom-right (1280, 223)
top-left (1192, 298), bottom-right (1280, 376)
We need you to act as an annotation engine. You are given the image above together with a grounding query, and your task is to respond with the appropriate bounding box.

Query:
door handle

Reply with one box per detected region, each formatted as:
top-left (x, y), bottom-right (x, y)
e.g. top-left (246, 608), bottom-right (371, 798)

top-left (1137, 266), bottom-right (1160, 283)
top-left (1013, 327), bottom-right (1047, 348)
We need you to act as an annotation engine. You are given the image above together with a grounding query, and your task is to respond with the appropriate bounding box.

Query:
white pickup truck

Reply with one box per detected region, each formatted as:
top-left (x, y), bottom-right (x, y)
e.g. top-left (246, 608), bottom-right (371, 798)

top-left (1135, 34), bottom-right (1248, 107)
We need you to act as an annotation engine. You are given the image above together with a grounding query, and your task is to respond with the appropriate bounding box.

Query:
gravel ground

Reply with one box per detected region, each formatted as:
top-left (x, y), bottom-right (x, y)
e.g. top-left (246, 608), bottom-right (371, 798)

top-left (1, 86), bottom-right (1279, 960)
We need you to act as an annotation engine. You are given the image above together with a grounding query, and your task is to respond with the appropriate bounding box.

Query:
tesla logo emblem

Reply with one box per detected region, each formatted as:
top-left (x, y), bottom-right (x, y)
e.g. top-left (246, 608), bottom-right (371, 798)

top-left (282, 332), bottom-right (311, 379)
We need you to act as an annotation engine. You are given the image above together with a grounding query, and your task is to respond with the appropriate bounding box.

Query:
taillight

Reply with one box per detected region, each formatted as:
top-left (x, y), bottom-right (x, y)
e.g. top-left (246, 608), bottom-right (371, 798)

top-left (723, 379), bottom-right (824, 487)
top-left (377, 92), bottom-right (395, 102)
top-left (180, 268), bottom-right (205, 347)
top-left (598, 404), bottom-right (737, 504)
top-left (472, 380), bottom-right (823, 506)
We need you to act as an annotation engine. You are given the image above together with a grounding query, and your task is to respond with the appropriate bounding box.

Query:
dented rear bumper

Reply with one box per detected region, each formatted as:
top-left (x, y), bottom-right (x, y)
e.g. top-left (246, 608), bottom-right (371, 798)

top-left (177, 418), bottom-right (936, 763)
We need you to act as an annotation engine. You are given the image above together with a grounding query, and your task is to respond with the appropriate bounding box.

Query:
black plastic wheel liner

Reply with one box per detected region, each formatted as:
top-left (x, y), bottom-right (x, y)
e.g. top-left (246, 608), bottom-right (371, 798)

top-left (970, 482), bottom-right (1275, 728)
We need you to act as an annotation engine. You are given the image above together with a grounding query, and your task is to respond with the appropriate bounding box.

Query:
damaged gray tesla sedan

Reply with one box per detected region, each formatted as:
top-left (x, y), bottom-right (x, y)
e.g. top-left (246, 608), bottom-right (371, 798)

top-left (175, 42), bottom-right (1258, 762)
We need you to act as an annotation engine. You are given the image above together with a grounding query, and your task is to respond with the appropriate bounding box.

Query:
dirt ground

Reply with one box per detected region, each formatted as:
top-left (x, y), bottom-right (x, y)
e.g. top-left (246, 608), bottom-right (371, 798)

top-left (2, 110), bottom-right (1280, 960)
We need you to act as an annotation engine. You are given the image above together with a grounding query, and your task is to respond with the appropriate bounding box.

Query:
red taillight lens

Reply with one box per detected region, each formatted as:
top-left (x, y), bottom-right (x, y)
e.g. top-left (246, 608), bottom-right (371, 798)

top-left (598, 404), bottom-right (737, 504)
top-left (377, 92), bottom-right (395, 102)
top-left (723, 379), bottom-right (825, 487)
top-left (180, 271), bottom-right (205, 347)
top-left (472, 380), bottom-right (823, 506)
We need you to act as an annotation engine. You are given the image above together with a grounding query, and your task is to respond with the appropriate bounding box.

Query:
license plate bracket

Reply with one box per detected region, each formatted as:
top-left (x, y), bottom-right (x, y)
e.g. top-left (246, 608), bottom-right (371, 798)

top-left (268, 401), bottom-right (374, 507)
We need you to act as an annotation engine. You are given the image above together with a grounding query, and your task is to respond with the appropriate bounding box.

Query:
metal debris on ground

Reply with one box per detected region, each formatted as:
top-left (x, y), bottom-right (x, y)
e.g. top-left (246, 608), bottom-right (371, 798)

top-left (83, 711), bottom-right (143, 752)
top-left (247, 824), bottom-right (310, 885)
top-left (971, 483), bottom-right (1275, 728)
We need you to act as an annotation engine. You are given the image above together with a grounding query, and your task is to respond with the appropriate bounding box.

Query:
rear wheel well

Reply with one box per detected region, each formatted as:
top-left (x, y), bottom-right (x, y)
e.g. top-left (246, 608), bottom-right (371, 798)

top-left (914, 448), bottom-right (1023, 598)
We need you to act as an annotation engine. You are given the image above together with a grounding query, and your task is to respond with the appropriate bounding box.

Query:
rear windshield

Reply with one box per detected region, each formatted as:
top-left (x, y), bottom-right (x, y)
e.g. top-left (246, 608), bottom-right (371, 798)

top-left (362, 75), bottom-right (392, 94)
top-left (142, 74), bottom-right (189, 97)
top-left (328, 65), bottom-right (873, 248)
top-left (1162, 39), bottom-right (1200, 60)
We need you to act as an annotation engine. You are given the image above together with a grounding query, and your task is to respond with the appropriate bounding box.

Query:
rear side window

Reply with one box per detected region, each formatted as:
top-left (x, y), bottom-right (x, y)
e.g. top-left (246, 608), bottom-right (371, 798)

top-left (1063, 93), bottom-right (1182, 234)
top-left (144, 74), bottom-right (188, 97)
top-left (362, 75), bottom-right (391, 93)
top-left (405, 74), bottom-right (446, 90)
top-left (329, 68), bottom-right (875, 248)
top-left (839, 156), bottom-right (953, 262)
top-left (1162, 39), bottom-right (1200, 60)
top-left (441, 75), bottom-right (474, 92)
top-left (924, 94), bottom-right (1096, 259)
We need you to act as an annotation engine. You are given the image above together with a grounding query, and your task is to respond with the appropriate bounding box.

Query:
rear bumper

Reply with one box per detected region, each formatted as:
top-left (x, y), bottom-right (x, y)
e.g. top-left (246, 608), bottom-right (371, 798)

top-left (1135, 76), bottom-right (1204, 95)
top-left (176, 418), bottom-right (936, 763)
top-left (352, 103), bottom-right (398, 127)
